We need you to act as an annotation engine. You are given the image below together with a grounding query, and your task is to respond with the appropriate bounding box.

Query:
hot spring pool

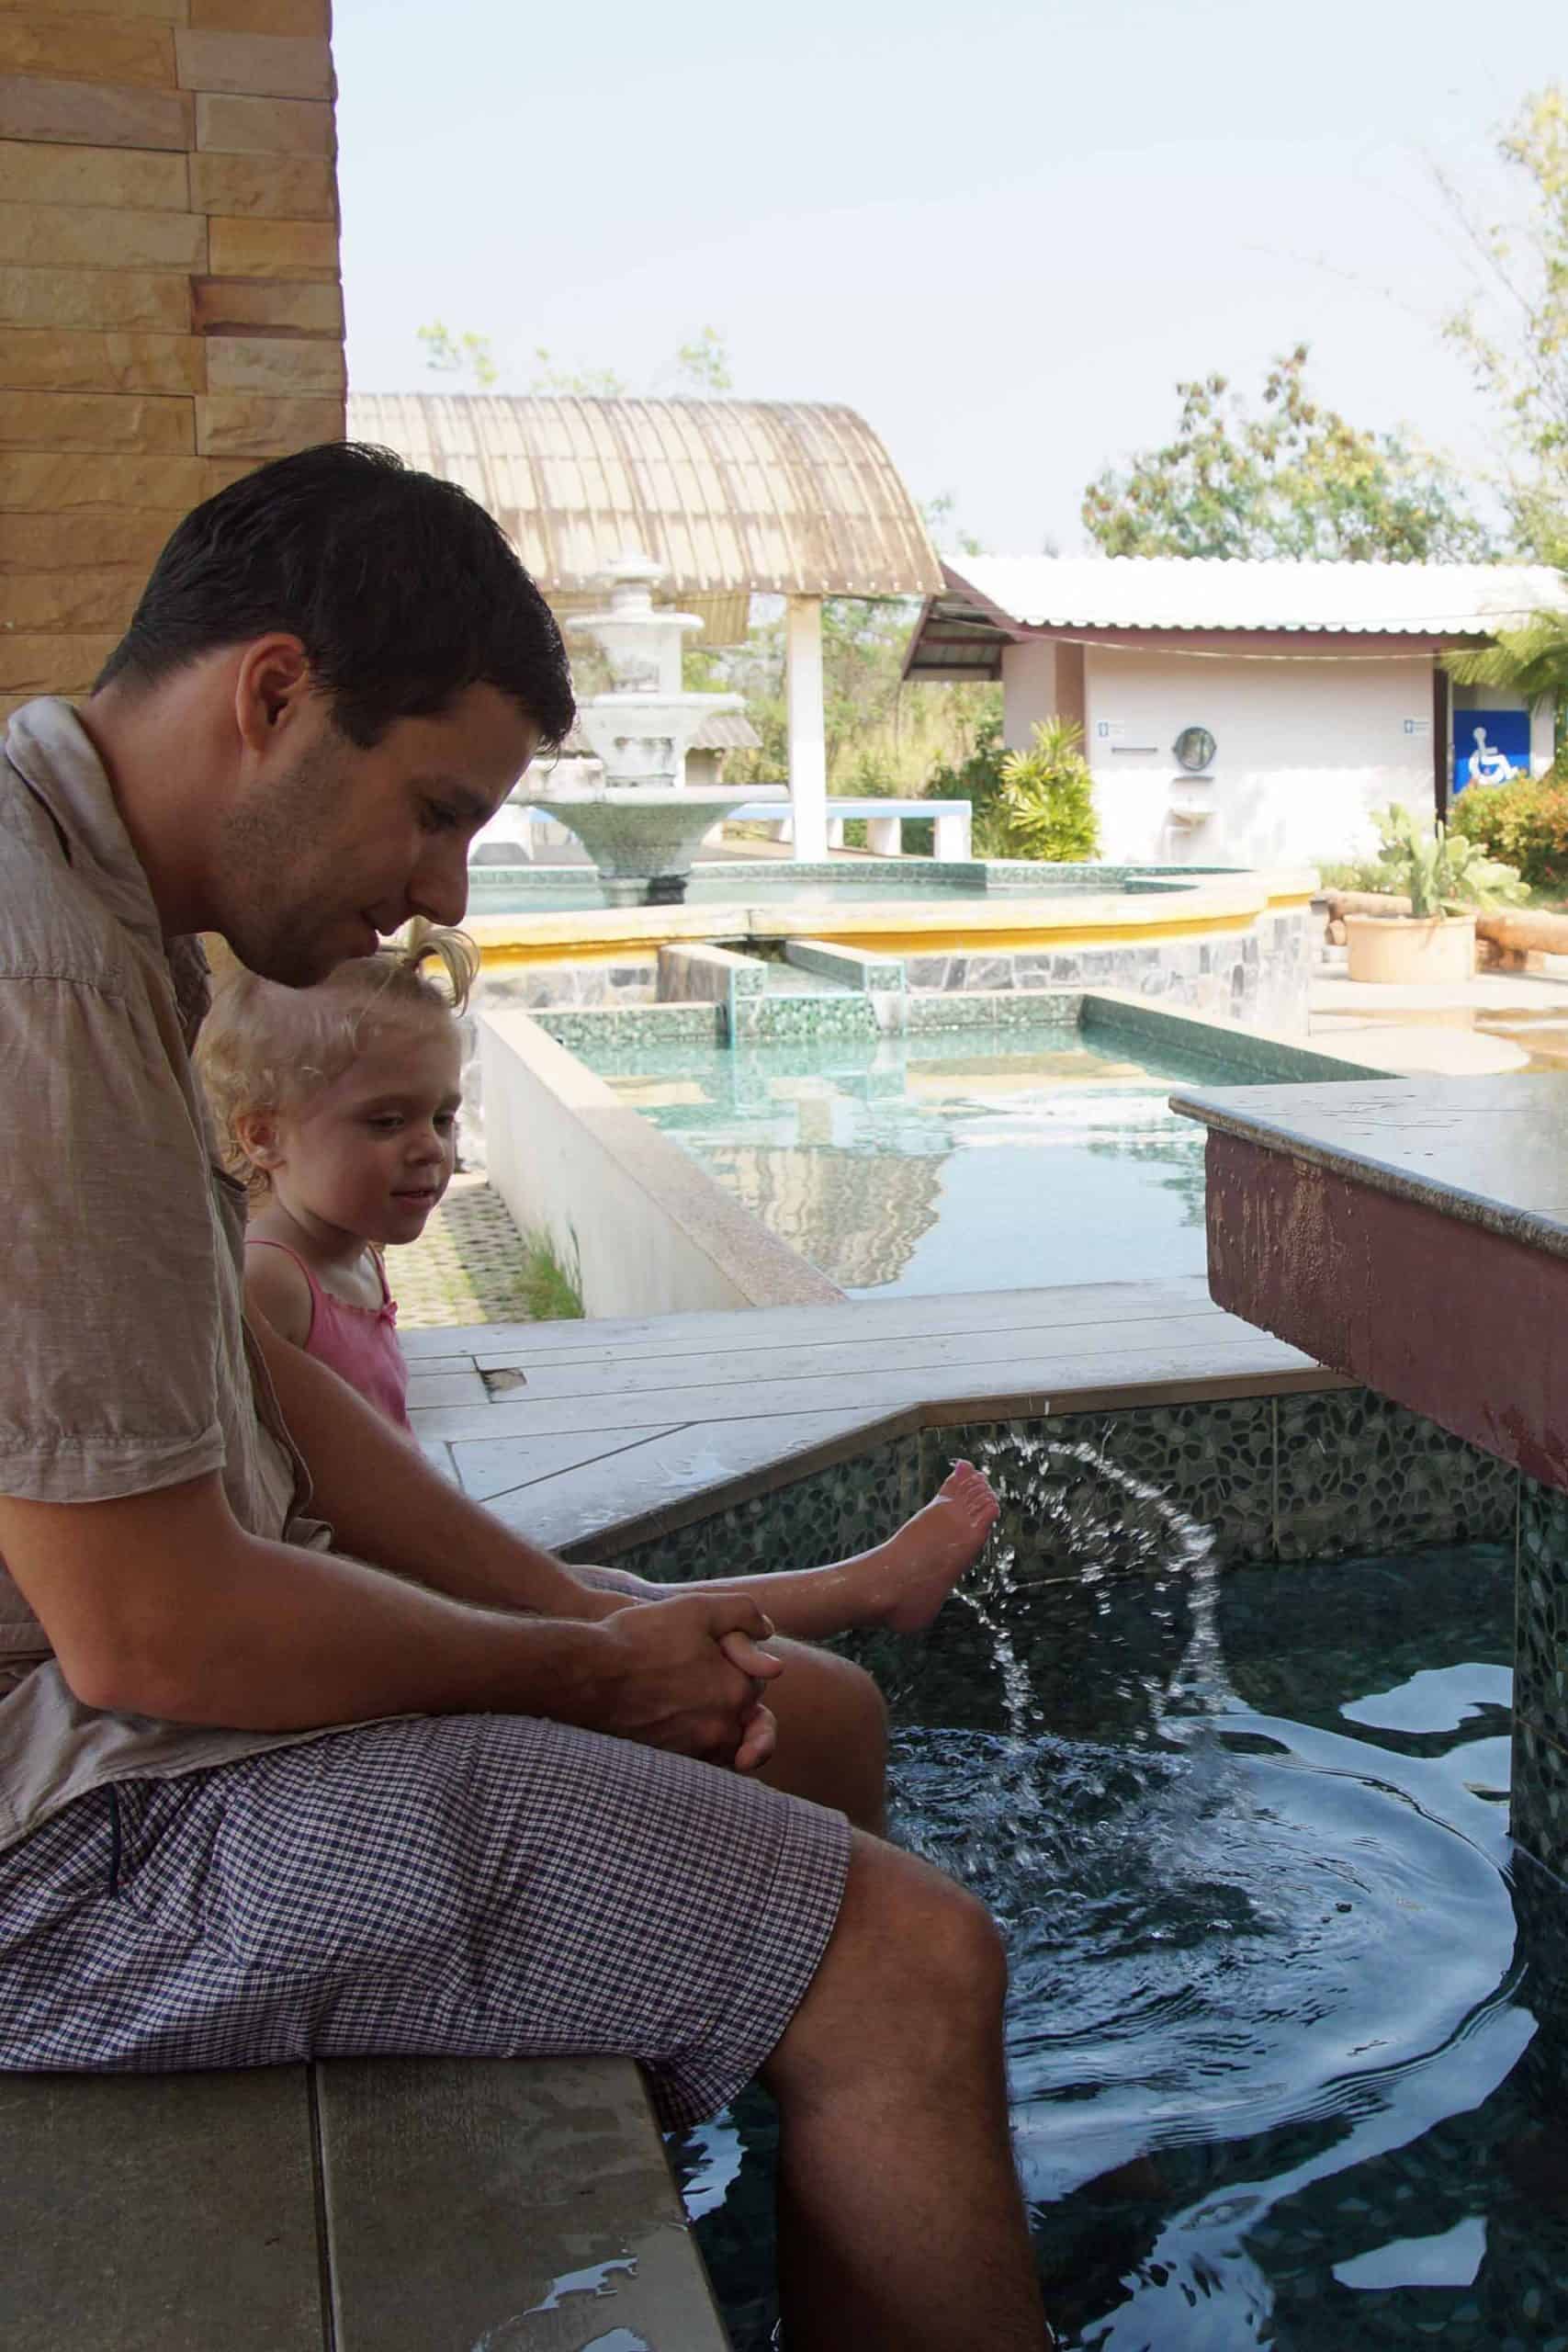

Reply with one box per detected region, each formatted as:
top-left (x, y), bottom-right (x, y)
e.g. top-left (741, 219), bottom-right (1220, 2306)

top-left (581, 1019), bottom-right (1269, 1295)
top-left (672, 1443), bottom-right (1562, 2349)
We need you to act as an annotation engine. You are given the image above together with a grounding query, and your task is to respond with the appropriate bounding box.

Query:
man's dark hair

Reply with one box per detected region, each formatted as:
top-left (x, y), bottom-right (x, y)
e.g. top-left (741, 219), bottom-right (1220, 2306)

top-left (96, 441), bottom-right (576, 750)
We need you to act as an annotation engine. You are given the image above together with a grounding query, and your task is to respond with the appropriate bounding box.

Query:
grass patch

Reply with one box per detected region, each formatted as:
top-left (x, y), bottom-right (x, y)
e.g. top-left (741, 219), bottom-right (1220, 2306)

top-left (518, 1225), bottom-right (585, 1321)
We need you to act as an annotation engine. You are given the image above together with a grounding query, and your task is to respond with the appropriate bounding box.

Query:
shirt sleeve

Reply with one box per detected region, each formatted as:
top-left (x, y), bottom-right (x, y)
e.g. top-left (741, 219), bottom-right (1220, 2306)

top-left (0, 971), bottom-right (227, 1503)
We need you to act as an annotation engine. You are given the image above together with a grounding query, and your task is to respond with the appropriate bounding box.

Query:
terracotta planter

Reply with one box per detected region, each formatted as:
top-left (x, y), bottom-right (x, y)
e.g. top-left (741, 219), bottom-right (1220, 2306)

top-left (1343, 911), bottom-right (1477, 984)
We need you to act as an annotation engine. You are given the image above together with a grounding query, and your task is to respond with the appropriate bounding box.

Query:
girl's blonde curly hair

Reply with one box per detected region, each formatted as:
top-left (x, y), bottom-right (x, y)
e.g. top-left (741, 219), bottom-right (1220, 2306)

top-left (197, 921), bottom-right (479, 1195)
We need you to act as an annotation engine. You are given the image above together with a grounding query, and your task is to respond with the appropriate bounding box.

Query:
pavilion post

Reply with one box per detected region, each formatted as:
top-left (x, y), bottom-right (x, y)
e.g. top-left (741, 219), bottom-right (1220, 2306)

top-left (786, 595), bottom-right (829, 861)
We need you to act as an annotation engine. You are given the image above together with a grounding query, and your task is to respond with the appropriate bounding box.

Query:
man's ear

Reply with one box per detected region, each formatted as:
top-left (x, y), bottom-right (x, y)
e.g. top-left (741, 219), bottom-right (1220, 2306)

top-left (232, 1110), bottom-right (285, 1174)
top-left (233, 636), bottom-right (312, 758)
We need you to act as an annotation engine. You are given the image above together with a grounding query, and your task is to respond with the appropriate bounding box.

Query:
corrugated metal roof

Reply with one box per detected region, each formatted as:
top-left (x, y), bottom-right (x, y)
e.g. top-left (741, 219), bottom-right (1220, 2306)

top-left (937, 555), bottom-right (1566, 637)
top-left (346, 394), bottom-right (942, 609)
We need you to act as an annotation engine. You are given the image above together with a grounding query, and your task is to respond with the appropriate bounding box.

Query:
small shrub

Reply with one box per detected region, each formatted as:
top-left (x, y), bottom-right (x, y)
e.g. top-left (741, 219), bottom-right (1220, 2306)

top-left (1450, 773), bottom-right (1568, 894)
top-left (1310, 854), bottom-right (1386, 893)
top-left (930, 713), bottom-right (1010, 845)
top-left (983, 718), bottom-right (1101, 862)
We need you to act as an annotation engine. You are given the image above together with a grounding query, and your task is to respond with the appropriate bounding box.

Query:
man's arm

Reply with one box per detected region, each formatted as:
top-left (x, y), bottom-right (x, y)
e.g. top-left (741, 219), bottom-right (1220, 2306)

top-left (0, 1473), bottom-right (782, 1766)
top-left (248, 1304), bottom-right (605, 1619)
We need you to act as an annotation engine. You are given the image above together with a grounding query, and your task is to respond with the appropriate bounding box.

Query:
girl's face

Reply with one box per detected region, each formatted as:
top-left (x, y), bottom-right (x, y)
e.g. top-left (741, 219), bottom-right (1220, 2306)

top-left (264, 1016), bottom-right (463, 1249)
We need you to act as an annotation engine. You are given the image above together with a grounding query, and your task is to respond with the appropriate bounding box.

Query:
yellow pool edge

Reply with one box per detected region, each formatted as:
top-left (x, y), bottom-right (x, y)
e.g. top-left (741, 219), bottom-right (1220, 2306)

top-left (468, 879), bottom-right (1318, 970)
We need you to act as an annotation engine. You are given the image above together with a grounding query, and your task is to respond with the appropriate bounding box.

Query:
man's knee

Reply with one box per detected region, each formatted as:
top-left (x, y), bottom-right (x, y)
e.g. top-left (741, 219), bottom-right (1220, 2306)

top-left (765, 1833), bottom-right (1006, 2100)
top-left (769, 1643), bottom-right (889, 1778)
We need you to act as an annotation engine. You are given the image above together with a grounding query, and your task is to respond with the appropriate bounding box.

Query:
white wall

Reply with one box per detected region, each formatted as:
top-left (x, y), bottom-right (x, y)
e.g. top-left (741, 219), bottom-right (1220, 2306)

top-left (1003, 644), bottom-right (1440, 868)
top-left (479, 1011), bottom-right (843, 1318)
top-left (1001, 639), bottom-right (1059, 750)
top-left (1532, 697), bottom-right (1556, 776)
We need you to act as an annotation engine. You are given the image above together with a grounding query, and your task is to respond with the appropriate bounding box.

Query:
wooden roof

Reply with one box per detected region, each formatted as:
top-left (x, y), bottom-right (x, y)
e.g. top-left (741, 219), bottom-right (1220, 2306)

top-left (348, 394), bottom-right (941, 645)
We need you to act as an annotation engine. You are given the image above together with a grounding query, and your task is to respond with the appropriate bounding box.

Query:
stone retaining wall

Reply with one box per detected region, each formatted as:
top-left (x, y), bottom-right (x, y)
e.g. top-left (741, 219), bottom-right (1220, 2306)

top-left (1, 0), bottom-right (345, 721)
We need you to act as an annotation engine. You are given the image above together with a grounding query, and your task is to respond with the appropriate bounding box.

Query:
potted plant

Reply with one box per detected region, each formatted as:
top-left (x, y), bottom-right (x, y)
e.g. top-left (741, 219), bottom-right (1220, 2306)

top-left (1343, 803), bottom-right (1526, 983)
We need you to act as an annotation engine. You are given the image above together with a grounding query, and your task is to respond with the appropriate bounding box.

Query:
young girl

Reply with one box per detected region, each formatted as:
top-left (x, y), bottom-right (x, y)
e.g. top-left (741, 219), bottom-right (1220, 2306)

top-left (201, 925), bottom-right (1003, 1665)
top-left (198, 923), bottom-right (478, 1434)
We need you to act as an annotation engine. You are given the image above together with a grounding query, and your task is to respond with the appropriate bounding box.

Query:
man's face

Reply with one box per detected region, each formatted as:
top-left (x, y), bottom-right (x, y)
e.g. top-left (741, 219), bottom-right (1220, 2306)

top-left (214, 682), bottom-right (538, 987)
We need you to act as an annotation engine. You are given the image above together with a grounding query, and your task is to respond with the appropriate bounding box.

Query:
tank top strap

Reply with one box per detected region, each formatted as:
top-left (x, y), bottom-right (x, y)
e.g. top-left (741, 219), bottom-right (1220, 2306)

top-left (244, 1235), bottom-right (322, 1340)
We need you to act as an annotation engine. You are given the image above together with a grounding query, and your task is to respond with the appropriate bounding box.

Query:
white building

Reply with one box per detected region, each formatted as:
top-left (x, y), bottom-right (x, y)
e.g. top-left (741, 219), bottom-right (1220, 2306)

top-left (904, 557), bottom-right (1563, 867)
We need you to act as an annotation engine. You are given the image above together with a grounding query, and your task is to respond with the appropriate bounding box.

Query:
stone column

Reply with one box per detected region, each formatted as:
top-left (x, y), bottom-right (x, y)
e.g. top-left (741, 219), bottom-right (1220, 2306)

top-left (785, 593), bottom-right (828, 862)
top-left (0, 0), bottom-right (347, 727)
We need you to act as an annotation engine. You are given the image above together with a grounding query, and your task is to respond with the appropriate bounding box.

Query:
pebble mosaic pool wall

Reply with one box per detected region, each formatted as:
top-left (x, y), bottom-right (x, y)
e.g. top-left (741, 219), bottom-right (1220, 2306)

top-left (599, 1385), bottom-right (1517, 1586)
top-left (903, 905), bottom-right (1316, 1033)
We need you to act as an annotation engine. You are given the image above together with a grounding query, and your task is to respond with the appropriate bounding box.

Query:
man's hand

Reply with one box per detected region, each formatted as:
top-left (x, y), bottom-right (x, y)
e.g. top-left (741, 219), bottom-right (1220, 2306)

top-left (581, 1590), bottom-right (784, 1769)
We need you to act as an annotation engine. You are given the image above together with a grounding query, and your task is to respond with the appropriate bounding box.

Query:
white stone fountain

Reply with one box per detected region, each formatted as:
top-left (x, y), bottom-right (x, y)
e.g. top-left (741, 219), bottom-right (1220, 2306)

top-left (524, 549), bottom-right (785, 907)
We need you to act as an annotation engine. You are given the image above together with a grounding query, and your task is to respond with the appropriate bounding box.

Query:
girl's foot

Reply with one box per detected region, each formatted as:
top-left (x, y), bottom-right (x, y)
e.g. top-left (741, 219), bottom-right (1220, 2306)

top-left (868, 1462), bottom-right (1000, 1634)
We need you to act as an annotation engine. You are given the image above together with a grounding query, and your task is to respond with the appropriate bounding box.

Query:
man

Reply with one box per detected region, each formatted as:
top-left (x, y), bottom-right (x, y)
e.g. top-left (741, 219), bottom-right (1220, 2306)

top-left (0, 444), bottom-right (1050, 2350)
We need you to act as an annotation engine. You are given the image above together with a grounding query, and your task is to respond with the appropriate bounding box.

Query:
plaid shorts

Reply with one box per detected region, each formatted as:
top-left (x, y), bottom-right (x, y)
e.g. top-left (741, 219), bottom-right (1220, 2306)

top-left (0, 1713), bottom-right (851, 2130)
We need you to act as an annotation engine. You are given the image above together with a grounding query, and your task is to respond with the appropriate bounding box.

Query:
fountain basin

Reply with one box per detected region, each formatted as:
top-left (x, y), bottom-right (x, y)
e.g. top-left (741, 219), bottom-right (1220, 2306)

top-left (523, 786), bottom-right (787, 907)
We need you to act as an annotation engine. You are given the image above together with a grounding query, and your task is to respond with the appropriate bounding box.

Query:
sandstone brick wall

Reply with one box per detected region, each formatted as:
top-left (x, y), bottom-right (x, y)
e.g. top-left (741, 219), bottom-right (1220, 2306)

top-left (0, 0), bottom-right (345, 724)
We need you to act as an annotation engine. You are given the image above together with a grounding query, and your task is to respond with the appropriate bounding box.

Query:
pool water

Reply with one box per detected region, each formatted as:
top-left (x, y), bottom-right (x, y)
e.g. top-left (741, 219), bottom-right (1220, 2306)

top-left (587, 1022), bottom-right (1262, 1294)
top-left (674, 1469), bottom-right (1565, 2348)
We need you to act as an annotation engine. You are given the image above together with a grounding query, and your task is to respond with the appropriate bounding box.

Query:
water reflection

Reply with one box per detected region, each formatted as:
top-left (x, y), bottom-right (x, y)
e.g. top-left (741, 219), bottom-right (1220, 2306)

top-left (591, 1023), bottom-right (1247, 1294)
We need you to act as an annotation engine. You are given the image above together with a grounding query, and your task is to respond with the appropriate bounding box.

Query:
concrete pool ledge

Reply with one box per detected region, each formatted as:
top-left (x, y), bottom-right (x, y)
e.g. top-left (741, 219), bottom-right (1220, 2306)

top-left (1172, 1072), bottom-right (1568, 1917)
top-left (403, 1277), bottom-right (1351, 1561)
top-left (479, 1010), bottom-right (843, 1318)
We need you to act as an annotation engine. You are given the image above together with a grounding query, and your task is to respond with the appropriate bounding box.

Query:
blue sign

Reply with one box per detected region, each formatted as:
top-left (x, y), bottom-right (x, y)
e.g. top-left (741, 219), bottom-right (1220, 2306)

top-left (1452, 709), bottom-right (1530, 796)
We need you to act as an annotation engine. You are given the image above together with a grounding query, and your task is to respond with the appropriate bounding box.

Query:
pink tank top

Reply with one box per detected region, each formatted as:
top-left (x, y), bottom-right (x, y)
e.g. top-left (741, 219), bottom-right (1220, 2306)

top-left (247, 1239), bottom-right (412, 1433)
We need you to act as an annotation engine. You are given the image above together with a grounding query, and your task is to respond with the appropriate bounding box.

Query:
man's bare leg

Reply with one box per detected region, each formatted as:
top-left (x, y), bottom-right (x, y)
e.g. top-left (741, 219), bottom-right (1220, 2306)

top-left (762, 1831), bottom-right (1052, 2351)
top-left (757, 1638), bottom-right (889, 1834)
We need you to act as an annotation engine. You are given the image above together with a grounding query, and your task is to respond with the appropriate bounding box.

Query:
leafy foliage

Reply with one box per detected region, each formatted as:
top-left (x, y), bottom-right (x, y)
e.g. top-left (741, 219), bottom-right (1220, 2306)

top-left (528, 327), bottom-right (733, 401)
top-left (1441, 85), bottom-right (1568, 554)
top-left (1311, 854), bottom-right (1387, 893)
top-left (417, 322), bottom-right (498, 389)
top-left (701, 604), bottom-right (1001, 806)
top-left (1445, 586), bottom-right (1568, 726)
top-left (414, 325), bottom-right (737, 402)
top-left (1368, 802), bottom-right (1525, 917)
top-left (930, 714), bottom-right (1010, 843)
top-left (1450, 774), bottom-right (1568, 892)
top-left (981, 719), bottom-right (1101, 863)
top-left (671, 327), bottom-right (732, 393)
top-left (1083, 345), bottom-right (1495, 562)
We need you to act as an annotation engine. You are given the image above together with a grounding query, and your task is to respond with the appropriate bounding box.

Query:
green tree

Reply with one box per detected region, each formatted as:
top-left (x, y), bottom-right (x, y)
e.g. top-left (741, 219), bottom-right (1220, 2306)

top-left (1083, 345), bottom-right (1495, 561)
top-left (1441, 85), bottom-right (1568, 556)
top-left (528, 328), bottom-right (732, 401)
top-left (416, 321), bottom-right (498, 389)
top-left (526, 349), bottom-right (630, 397)
top-left (669, 326), bottom-right (733, 394)
top-left (705, 599), bottom-right (1000, 810)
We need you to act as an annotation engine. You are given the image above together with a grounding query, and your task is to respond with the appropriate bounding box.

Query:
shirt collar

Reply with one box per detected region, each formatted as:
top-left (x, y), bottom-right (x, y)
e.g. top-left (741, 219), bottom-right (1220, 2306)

top-left (5, 696), bottom-right (211, 1045)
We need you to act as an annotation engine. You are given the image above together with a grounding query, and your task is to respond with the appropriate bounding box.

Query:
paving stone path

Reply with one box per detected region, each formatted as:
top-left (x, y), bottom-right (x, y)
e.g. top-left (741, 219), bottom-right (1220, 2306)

top-left (389, 1174), bottom-right (538, 1329)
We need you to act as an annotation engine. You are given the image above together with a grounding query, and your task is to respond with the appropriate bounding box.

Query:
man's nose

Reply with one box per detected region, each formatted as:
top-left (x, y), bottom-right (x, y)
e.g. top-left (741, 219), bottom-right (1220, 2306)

top-left (409, 841), bottom-right (469, 930)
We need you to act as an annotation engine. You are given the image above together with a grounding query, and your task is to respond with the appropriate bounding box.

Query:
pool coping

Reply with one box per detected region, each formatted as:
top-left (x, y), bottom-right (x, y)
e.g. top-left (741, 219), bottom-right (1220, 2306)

top-left (467, 869), bottom-right (1319, 963)
top-left (404, 1278), bottom-right (1350, 1559)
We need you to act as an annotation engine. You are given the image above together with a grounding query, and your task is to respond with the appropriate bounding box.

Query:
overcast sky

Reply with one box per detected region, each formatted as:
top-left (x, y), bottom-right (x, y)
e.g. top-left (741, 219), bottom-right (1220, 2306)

top-left (333, 0), bottom-right (1564, 556)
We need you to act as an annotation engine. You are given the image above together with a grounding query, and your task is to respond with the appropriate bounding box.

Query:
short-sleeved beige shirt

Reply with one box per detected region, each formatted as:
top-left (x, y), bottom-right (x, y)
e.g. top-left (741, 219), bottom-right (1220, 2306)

top-left (0, 697), bottom-right (337, 1850)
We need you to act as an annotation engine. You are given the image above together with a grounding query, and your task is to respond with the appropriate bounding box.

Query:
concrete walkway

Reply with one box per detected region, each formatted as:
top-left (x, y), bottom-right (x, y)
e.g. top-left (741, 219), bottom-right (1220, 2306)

top-left (389, 1175), bottom-right (540, 1330)
top-left (1310, 962), bottom-right (1568, 1075)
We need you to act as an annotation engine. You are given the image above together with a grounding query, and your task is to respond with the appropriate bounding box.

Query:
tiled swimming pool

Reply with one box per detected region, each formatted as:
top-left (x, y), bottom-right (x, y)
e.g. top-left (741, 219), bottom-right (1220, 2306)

top-left (627, 1408), bottom-right (1560, 2351)
top-left (581, 1019), bottom-right (1273, 1294)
